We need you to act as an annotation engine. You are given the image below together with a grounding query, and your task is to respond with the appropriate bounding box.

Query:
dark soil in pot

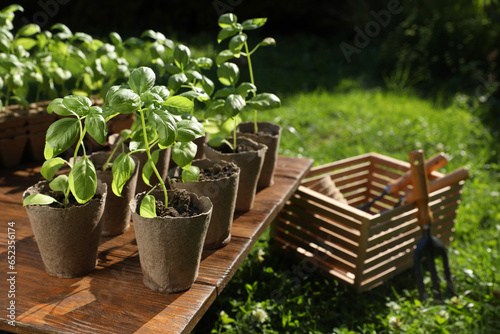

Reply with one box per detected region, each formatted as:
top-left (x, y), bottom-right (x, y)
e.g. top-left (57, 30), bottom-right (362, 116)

top-left (130, 189), bottom-right (212, 293)
top-left (204, 137), bottom-right (267, 212)
top-left (169, 159), bottom-right (240, 249)
top-left (23, 180), bottom-right (107, 278)
top-left (237, 122), bottom-right (282, 189)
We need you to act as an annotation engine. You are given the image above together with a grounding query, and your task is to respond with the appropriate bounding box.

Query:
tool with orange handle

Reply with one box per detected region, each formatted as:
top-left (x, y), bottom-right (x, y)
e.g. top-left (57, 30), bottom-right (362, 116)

top-left (403, 167), bottom-right (469, 204)
top-left (410, 150), bottom-right (455, 301)
top-left (358, 152), bottom-right (448, 212)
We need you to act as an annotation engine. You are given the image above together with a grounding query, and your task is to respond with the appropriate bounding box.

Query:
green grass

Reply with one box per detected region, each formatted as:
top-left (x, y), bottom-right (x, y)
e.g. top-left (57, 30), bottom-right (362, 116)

top-left (192, 81), bottom-right (500, 333)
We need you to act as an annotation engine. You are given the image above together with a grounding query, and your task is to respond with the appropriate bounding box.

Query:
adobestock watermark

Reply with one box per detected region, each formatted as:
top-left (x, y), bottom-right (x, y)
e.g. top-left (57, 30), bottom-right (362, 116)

top-left (339, 0), bottom-right (404, 64)
top-left (20, 0), bottom-right (71, 28)
top-left (212, 0), bottom-right (244, 16)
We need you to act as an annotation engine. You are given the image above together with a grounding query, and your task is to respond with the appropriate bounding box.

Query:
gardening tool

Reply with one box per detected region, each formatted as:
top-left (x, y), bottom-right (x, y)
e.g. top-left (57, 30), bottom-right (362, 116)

top-left (410, 150), bottom-right (455, 301)
top-left (403, 167), bottom-right (469, 204)
top-left (358, 152), bottom-right (447, 212)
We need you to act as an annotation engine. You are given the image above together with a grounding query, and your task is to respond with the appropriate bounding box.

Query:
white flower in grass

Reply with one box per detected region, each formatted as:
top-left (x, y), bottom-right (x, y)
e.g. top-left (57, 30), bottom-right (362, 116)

top-left (257, 249), bottom-right (265, 262)
top-left (252, 308), bottom-right (268, 323)
top-left (389, 316), bottom-right (402, 328)
top-left (439, 310), bottom-right (449, 320)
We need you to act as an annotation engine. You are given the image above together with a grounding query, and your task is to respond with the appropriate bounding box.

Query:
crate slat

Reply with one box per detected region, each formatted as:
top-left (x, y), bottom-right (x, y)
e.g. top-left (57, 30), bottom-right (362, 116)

top-left (280, 204), bottom-right (360, 252)
top-left (277, 216), bottom-right (358, 265)
top-left (274, 153), bottom-right (467, 292)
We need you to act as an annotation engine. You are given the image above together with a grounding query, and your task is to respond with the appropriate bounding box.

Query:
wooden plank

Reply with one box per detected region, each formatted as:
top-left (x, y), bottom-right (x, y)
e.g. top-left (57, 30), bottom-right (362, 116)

top-left (0, 156), bottom-right (313, 333)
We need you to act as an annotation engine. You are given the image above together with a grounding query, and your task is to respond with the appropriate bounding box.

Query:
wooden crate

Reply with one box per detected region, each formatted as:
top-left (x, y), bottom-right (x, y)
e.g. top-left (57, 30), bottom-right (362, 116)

top-left (274, 152), bottom-right (467, 292)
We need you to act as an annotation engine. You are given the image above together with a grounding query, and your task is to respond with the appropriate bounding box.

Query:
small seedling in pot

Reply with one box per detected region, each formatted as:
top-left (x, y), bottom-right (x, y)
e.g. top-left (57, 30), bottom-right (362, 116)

top-left (215, 13), bottom-right (281, 133)
top-left (102, 66), bottom-right (205, 217)
top-left (22, 94), bottom-right (109, 207)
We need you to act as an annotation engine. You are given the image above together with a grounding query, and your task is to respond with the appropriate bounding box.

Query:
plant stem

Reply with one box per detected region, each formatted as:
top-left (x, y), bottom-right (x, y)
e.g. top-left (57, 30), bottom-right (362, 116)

top-left (102, 134), bottom-right (126, 171)
top-left (139, 107), bottom-right (168, 204)
top-left (233, 117), bottom-right (237, 153)
top-left (64, 119), bottom-right (87, 207)
top-left (244, 42), bottom-right (258, 134)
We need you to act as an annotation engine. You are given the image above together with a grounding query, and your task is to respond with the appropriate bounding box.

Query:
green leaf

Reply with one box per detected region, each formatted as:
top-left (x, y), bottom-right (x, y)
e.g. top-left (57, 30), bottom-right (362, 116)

top-left (140, 194), bottom-right (156, 218)
top-left (204, 99), bottom-right (225, 119)
top-left (171, 141), bottom-right (197, 168)
top-left (214, 87), bottom-right (236, 99)
top-left (200, 75), bottom-right (215, 96)
top-left (217, 27), bottom-right (240, 43)
top-left (193, 57), bottom-right (213, 70)
top-left (167, 73), bottom-right (188, 94)
top-left (246, 93), bottom-right (281, 110)
top-left (242, 18), bottom-right (267, 30)
top-left (259, 37), bottom-right (276, 47)
top-left (151, 85), bottom-right (170, 100)
top-left (176, 118), bottom-right (205, 142)
top-left (109, 32), bottom-right (122, 45)
top-left (174, 44), bottom-right (191, 71)
top-left (23, 193), bottom-right (57, 207)
top-left (142, 149), bottom-right (160, 186)
top-left (1, 4), bottom-right (24, 15)
top-left (218, 62), bottom-right (240, 87)
top-left (45, 118), bottom-right (80, 159)
top-left (51, 23), bottom-right (73, 40)
top-left (218, 13), bottom-right (238, 28)
top-left (49, 174), bottom-right (69, 193)
top-left (163, 95), bottom-right (194, 115)
top-left (229, 34), bottom-right (247, 55)
top-left (129, 67), bottom-right (155, 95)
top-left (225, 94), bottom-right (245, 117)
top-left (111, 153), bottom-right (136, 197)
top-left (17, 24), bottom-right (41, 37)
top-left (208, 136), bottom-right (230, 148)
top-left (216, 50), bottom-right (235, 66)
top-left (237, 82), bottom-right (257, 98)
top-left (53, 68), bottom-right (71, 84)
top-left (221, 115), bottom-right (241, 134)
top-left (141, 91), bottom-right (163, 105)
top-left (86, 107), bottom-right (107, 145)
top-left (40, 157), bottom-right (66, 180)
top-left (182, 165), bottom-right (200, 182)
top-left (151, 109), bottom-right (177, 147)
top-left (185, 70), bottom-right (203, 81)
top-left (62, 95), bottom-right (92, 116)
top-left (14, 38), bottom-right (37, 50)
top-left (68, 156), bottom-right (97, 204)
top-left (47, 98), bottom-right (74, 116)
top-left (105, 87), bottom-right (141, 114)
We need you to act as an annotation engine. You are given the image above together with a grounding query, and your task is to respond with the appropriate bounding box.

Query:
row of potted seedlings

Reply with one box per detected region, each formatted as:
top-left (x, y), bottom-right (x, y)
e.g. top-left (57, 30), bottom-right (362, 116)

top-left (22, 13), bottom-right (283, 293)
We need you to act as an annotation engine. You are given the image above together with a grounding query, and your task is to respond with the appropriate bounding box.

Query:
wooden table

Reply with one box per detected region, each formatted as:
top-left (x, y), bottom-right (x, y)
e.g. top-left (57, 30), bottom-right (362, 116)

top-left (0, 156), bottom-right (313, 334)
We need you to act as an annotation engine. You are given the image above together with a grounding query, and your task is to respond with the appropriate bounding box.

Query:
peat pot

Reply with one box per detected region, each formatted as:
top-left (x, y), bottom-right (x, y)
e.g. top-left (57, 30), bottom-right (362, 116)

top-left (130, 189), bottom-right (212, 293)
top-left (23, 180), bottom-right (107, 278)
top-left (169, 159), bottom-right (240, 249)
top-left (237, 122), bottom-right (282, 188)
top-left (204, 137), bottom-right (267, 212)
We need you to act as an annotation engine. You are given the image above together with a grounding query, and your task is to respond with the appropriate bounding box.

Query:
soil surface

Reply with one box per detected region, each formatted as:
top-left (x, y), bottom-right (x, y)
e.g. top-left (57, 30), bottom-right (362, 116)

top-left (197, 162), bottom-right (238, 181)
top-left (46, 190), bottom-right (102, 209)
top-left (155, 189), bottom-right (203, 217)
top-left (214, 142), bottom-right (257, 154)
